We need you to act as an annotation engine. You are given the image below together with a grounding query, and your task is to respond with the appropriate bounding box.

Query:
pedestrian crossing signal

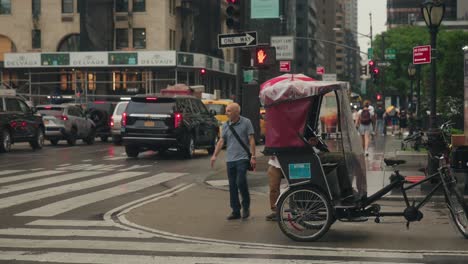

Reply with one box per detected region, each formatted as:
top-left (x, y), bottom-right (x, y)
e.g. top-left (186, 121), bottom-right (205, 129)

top-left (253, 46), bottom-right (276, 67)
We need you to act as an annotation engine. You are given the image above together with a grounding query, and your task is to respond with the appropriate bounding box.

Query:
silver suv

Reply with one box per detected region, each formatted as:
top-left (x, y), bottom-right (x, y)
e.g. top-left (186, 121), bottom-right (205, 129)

top-left (110, 101), bottom-right (128, 145)
top-left (36, 104), bottom-right (96, 146)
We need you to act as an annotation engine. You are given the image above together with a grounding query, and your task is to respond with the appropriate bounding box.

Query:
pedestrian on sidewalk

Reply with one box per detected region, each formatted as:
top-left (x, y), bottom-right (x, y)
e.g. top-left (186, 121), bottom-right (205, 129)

top-left (375, 104), bottom-right (385, 136)
top-left (356, 102), bottom-right (373, 156)
top-left (210, 103), bottom-right (256, 220)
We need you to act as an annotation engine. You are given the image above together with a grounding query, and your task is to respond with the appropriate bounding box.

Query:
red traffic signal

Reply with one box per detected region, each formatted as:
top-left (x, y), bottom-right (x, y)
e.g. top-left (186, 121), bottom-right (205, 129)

top-left (368, 60), bottom-right (375, 68)
top-left (226, 0), bottom-right (238, 3)
top-left (225, 0), bottom-right (240, 29)
top-left (200, 68), bottom-right (207, 75)
top-left (256, 48), bottom-right (267, 64)
top-left (253, 46), bottom-right (276, 67)
top-left (372, 68), bottom-right (380, 75)
top-left (376, 93), bottom-right (382, 101)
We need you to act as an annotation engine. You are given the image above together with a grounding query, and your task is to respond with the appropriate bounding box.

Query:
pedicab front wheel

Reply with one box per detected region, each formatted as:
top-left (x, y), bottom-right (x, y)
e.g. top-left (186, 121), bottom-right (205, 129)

top-left (277, 186), bottom-right (334, 242)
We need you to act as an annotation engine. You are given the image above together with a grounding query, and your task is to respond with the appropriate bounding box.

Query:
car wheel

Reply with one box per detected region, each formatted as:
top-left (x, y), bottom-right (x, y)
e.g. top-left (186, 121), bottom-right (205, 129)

top-left (0, 129), bottom-right (12, 153)
top-left (67, 128), bottom-right (77, 146)
top-left (30, 128), bottom-right (44, 150)
top-left (207, 135), bottom-right (218, 155)
top-left (181, 135), bottom-right (195, 159)
top-left (125, 145), bottom-right (139, 158)
top-left (101, 136), bottom-right (109, 142)
top-left (50, 139), bottom-right (59, 145)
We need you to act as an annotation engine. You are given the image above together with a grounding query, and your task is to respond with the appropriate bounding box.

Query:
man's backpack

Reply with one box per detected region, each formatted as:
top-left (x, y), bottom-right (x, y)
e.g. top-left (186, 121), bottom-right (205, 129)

top-left (400, 110), bottom-right (407, 120)
top-left (360, 109), bottom-right (372, 125)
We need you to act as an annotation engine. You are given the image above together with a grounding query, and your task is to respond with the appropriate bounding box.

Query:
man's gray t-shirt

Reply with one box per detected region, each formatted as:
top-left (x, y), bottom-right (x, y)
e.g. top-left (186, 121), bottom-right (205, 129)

top-left (221, 116), bottom-right (255, 162)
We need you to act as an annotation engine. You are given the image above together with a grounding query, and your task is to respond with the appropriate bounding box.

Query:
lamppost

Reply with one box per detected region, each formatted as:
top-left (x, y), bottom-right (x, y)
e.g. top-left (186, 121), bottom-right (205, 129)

top-left (421, 0), bottom-right (445, 174)
top-left (407, 63), bottom-right (416, 111)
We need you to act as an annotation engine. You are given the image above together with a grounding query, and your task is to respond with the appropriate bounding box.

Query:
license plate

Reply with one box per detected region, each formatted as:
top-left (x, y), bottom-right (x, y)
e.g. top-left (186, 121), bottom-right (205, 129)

top-left (144, 121), bottom-right (155, 127)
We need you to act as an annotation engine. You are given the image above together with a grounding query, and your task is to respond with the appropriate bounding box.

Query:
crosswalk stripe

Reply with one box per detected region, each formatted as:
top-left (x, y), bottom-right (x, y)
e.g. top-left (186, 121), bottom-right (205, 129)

top-left (16, 172), bottom-right (187, 217)
top-left (0, 229), bottom-right (153, 238)
top-left (0, 251), bottom-right (425, 264)
top-left (0, 170), bottom-right (62, 184)
top-left (56, 164), bottom-right (125, 171)
top-left (0, 170), bottom-right (24, 176)
top-left (103, 156), bottom-right (127, 161)
top-left (0, 239), bottom-right (424, 260)
top-left (26, 220), bottom-right (114, 227)
top-left (0, 171), bottom-right (146, 209)
top-left (0, 171), bottom-right (105, 195)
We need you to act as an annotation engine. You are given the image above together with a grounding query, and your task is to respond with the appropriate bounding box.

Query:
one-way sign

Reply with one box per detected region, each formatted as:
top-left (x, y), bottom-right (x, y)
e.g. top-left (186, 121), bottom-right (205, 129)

top-left (218, 31), bottom-right (257, 49)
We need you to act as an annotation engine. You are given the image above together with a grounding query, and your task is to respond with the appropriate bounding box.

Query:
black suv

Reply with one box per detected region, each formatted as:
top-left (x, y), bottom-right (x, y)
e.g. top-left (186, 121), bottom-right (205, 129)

top-left (85, 101), bottom-right (116, 142)
top-left (0, 91), bottom-right (45, 152)
top-left (121, 95), bottom-right (218, 158)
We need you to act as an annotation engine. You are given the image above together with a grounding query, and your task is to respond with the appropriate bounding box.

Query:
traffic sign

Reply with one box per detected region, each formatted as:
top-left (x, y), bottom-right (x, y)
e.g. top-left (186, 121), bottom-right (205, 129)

top-left (378, 62), bottom-right (391, 67)
top-left (218, 31), bottom-right (257, 49)
top-left (413, 45), bottom-right (431, 64)
top-left (271, 36), bottom-right (294, 60)
top-left (279, 61), bottom-right (291, 72)
top-left (367, 48), bottom-right (373, 59)
top-left (385, 48), bottom-right (396, 60)
top-left (316, 66), bottom-right (325, 75)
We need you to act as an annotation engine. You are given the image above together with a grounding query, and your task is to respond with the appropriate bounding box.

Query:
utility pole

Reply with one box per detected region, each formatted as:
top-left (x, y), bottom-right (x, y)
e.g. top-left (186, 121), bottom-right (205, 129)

top-left (369, 13), bottom-right (373, 48)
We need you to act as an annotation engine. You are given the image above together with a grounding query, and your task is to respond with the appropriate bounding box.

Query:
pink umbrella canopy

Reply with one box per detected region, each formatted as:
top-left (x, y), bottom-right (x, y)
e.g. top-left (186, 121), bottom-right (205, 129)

top-left (259, 73), bottom-right (348, 107)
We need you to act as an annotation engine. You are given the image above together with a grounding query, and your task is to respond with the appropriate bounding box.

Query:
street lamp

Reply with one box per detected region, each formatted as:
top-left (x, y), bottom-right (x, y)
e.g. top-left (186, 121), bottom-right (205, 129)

top-left (421, 0), bottom-right (445, 175)
top-left (407, 63), bottom-right (416, 111)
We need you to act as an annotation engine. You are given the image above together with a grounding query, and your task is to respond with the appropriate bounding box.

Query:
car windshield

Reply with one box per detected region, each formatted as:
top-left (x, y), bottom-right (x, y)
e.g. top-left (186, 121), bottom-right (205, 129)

top-left (37, 107), bottom-right (64, 116)
top-left (204, 104), bottom-right (226, 115)
top-left (127, 98), bottom-right (175, 114)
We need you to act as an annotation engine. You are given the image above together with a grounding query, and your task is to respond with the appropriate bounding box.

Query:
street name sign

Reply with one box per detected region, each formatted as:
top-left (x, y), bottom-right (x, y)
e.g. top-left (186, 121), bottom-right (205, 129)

top-left (367, 48), bottom-right (373, 59)
top-left (413, 45), bottom-right (431, 65)
top-left (385, 48), bottom-right (396, 60)
top-left (251, 0), bottom-right (279, 19)
top-left (279, 61), bottom-right (291, 72)
top-left (322, 74), bottom-right (337, 82)
top-left (378, 62), bottom-right (391, 67)
top-left (218, 32), bottom-right (258, 49)
top-left (270, 36), bottom-right (294, 60)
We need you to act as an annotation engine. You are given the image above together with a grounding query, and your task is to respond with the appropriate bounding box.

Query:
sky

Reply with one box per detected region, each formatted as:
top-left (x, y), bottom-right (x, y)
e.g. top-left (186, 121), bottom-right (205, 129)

top-left (357, 0), bottom-right (387, 60)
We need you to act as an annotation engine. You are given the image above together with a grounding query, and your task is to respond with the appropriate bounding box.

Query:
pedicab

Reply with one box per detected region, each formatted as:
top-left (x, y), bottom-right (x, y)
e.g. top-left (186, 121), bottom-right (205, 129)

top-left (260, 74), bottom-right (468, 242)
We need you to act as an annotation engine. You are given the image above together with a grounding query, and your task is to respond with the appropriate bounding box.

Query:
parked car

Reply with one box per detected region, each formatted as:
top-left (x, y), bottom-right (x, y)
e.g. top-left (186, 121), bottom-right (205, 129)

top-left (121, 94), bottom-right (219, 158)
top-left (0, 89), bottom-right (45, 152)
top-left (36, 104), bottom-right (96, 146)
top-left (85, 101), bottom-right (116, 142)
top-left (110, 101), bottom-right (128, 145)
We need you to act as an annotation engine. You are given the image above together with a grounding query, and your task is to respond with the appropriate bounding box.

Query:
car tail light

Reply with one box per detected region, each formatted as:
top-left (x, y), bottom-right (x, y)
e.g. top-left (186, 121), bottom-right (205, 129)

top-left (122, 112), bottom-right (127, 127)
top-left (21, 121), bottom-right (27, 127)
top-left (174, 113), bottom-right (183, 128)
top-left (10, 121), bottom-right (17, 128)
top-left (146, 97), bottom-right (158, 101)
top-left (110, 115), bottom-right (114, 127)
top-left (55, 115), bottom-right (68, 121)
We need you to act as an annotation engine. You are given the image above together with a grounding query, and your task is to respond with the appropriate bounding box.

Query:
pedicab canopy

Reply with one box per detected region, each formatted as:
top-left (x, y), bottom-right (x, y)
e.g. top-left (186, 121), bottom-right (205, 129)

top-left (259, 74), bottom-right (349, 151)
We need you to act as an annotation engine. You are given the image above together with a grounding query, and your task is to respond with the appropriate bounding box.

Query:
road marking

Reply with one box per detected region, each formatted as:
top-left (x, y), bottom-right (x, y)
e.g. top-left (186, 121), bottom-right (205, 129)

top-left (0, 170), bottom-right (24, 176)
top-left (0, 171), bottom-right (146, 209)
top-left (0, 229), bottom-right (153, 238)
top-left (0, 239), bottom-right (424, 260)
top-left (0, 251), bottom-right (425, 264)
top-left (206, 179), bottom-right (229, 187)
top-left (26, 220), bottom-right (114, 227)
top-left (0, 171), bottom-right (104, 195)
top-left (0, 170), bottom-right (62, 184)
top-left (17, 172), bottom-right (187, 217)
top-left (57, 163), bottom-right (71, 167)
top-left (56, 164), bottom-right (125, 171)
top-left (118, 164), bottom-right (152, 171)
top-left (103, 156), bottom-right (127, 161)
top-left (82, 159), bottom-right (92, 162)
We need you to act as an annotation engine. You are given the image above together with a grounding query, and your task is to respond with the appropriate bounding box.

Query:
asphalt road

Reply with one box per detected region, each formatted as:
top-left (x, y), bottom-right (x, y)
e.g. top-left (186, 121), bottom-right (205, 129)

top-left (0, 141), bottom-right (466, 264)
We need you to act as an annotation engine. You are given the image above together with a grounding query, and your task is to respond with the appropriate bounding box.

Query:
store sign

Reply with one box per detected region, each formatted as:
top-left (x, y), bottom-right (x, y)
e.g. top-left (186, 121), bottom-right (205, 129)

top-left (4, 53), bottom-right (41, 68)
top-left (70, 52), bottom-right (107, 67)
top-left (41, 53), bottom-right (70, 66)
top-left (108, 52), bottom-right (138, 65)
top-left (138, 51), bottom-right (176, 66)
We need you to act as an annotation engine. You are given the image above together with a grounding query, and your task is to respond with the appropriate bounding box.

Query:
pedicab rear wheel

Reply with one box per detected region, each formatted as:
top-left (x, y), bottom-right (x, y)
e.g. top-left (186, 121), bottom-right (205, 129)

top-left (277, 186), bottom-right (334, 242)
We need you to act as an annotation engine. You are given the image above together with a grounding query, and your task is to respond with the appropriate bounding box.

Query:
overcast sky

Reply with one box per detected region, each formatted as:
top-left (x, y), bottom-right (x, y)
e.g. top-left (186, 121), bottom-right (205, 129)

top-left (358, 0), bottom-right (387, 59)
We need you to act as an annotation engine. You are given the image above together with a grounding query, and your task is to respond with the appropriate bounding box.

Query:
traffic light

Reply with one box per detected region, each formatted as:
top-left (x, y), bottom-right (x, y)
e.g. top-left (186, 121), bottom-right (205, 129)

top-left (368, 60), bottom-right (375, 70)
top-left (200, 68), bottom-right (207, 76)
top-left (199, 68), bottom-right (207, 84)
top-left (253, 46), bottom-right (276, 67)
top-left (225, 0), bottom-right (240, 30)
top-left (376, 93), bottom-right (382, 101)
top-left (372, 67), bottom-right (380, 83)
top-left (360, 65), bottom-right (368, 76)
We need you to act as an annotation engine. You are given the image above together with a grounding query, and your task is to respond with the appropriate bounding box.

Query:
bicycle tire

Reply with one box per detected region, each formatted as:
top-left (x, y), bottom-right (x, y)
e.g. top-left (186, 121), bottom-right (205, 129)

top-left (277, 186), bottom-right (334, 242)
top-left (445, 185), bottom-right (468, 238)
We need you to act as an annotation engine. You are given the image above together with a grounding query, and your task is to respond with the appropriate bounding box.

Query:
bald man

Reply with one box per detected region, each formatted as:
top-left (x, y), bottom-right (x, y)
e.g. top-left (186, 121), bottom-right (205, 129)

top-left (211, 103), bottom-right (256, 220)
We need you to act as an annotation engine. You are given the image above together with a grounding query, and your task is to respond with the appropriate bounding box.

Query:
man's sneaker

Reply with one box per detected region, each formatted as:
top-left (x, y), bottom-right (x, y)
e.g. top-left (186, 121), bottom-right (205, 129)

top-left (227, 213), bottom-right (241, 220)
top-left (265, 212), bottom-right (278, 221)
top-left (242, 209), bottom-right (250, 219)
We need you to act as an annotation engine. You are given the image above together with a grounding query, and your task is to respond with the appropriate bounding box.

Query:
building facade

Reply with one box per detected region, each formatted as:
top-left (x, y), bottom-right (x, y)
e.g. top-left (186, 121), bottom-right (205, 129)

top-left (387, 0), bottom-right (458, 28)
top-left (0, 0), bottom-right (236, 102)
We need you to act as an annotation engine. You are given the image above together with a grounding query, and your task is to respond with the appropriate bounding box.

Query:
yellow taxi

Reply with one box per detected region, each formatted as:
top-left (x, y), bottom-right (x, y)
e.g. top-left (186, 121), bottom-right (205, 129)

top-left (202, 99), bottom-right (232, 129)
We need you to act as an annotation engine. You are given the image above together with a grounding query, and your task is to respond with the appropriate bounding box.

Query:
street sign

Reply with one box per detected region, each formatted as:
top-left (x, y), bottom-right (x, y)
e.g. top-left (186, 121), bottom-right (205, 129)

top-left (322, 74), bottom-right (337, 81)
top-left (378, 62), bottom-right (391, 67)
top-left (413, 45), bottom-right (431, 64)
top-left (385, 48), bottom-right (396, 60)
top-left (316, 66), bottom-right (325, 75)
top-left (218, 31), bottom-right (257, 49)
top-left (251, 0), bottom-right (279, 19)
top-left (367, 48), bottom-right (373, 59)
top-left (270, 36), bottom-right (294, 60)
top-left (279, 61), bottom-right (291, 72)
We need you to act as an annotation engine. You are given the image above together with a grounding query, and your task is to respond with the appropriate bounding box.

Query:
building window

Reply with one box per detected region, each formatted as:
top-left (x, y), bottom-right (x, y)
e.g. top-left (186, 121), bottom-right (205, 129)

top-left (32, 0), bottom-right (40, 15)
top-left (32, 30), bottom-right (41, 49)
top-left (133, 0), bottom-right (145, 12)
top-left (133, 28), bottom-right (146, 49)
top-left (0, 0), bottom-right (11, 14)
top-left (115, 0), bottom-right (128, 12)
top-left (62, 0), bottom-right (73, 13)
top-left (169, 29), bottom-right (176, 50)
top-left (116, 29), bottom-right (129, 49)
top-left (169, 0), bottom-right (176, 15)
